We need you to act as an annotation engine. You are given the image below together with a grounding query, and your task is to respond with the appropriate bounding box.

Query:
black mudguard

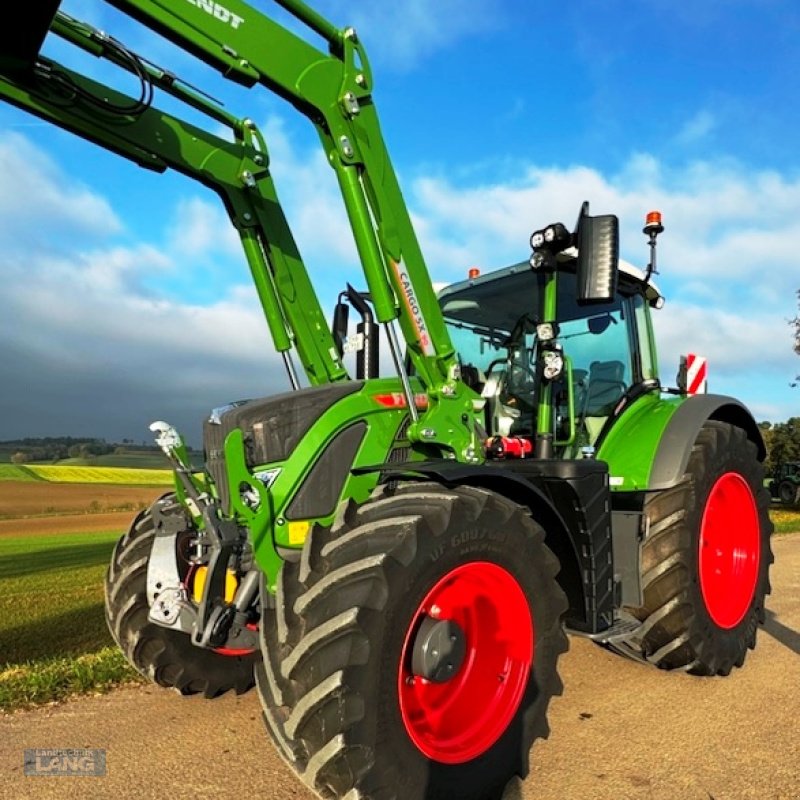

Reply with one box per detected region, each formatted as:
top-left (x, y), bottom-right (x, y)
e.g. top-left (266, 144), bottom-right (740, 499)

top-left (648, 394), bottom-right (766, 491)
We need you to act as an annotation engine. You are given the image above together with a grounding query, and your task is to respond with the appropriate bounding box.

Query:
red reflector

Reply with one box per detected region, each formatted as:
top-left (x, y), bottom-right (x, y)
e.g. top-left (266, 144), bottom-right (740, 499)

top-left (373, 393), bottom-right (428, 409)
top-left (468, 267), bottom-right (480, 279)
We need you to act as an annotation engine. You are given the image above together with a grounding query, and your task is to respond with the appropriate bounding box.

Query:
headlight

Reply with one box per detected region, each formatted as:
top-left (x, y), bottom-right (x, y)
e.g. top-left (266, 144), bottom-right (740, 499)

top-left (536, 322), bottom-right (556, 342)
top-left (543, 350), bottom-right (563, 380)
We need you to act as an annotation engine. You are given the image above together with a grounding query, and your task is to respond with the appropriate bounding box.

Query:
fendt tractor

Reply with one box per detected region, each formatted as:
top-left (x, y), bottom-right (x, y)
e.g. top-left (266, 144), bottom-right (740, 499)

top-left (768, 461), bottom-right (800, 505)
top-left (1, 3), bottom-right (773, 799)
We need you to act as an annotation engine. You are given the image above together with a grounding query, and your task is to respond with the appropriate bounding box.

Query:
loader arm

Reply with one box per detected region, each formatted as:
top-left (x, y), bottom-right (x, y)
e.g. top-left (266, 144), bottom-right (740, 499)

top-left (0, 1), bottom-right (482, 459)
top-left (0, 35), bottom-right (346, 388)
top-left (103, 0), bottom-right (453, 362)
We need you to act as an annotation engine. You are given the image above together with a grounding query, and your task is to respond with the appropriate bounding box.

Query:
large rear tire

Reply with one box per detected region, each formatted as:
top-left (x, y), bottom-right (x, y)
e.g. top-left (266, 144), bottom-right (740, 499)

top-left (256, 482), bottom-right (568, 800)
top-left (623, 420), bottom-right (773, 675)
top-left (104, 496), bottom-right (258, 697)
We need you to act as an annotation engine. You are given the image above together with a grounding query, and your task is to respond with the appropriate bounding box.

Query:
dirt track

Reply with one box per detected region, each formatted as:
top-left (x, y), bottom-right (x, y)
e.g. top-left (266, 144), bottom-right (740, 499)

top-left (2, 534), bottom-right (799, 800)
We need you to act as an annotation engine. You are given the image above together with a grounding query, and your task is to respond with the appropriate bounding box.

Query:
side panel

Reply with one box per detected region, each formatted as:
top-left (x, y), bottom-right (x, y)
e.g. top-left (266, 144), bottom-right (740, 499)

top-left (596, 393), bottom-right (682, 490)
top-left (218, 378), bottom-right (412, 590)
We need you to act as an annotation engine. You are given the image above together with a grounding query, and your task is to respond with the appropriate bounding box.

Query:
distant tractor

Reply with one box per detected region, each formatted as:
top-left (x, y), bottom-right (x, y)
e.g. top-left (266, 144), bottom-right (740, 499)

top-left (769, 462), bottom-right (800, 505)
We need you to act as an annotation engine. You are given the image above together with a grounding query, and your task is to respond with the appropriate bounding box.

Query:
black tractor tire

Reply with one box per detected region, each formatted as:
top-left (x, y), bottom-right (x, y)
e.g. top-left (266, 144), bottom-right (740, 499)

top-left (104, 496), bottom-right (258, 698)
top-left (621, 420), bottom-right (773, 675)
top-left (256, 482), bottom-right (568, 800)
top-left (778, 480), bottom-right (798, 505)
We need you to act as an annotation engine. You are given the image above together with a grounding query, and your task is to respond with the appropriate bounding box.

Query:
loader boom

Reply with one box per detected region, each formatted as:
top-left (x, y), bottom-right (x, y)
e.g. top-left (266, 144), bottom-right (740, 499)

top-left (0, 0), bottom-right (481, 459)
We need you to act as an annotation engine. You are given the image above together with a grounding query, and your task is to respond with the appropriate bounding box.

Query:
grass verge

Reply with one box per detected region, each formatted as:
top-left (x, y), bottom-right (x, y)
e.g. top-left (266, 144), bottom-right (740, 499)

top-left (0, 648), bottom-right (142, 712)
top-left (769, 506), bottom-right (800, 534)
top-left (0, 529), bottom-right (143, 712)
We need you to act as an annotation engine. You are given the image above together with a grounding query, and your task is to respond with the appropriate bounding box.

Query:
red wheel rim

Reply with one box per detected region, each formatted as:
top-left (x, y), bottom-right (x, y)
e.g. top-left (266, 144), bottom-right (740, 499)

top-left (398, 561), bottom-right (533, 764)
top-left (698, 472), bottom-right (760, 629)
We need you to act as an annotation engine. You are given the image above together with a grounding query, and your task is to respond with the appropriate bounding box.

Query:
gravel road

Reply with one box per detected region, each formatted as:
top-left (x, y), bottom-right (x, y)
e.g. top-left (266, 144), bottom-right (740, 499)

top-left (2, 533), bottom-right (799, 800)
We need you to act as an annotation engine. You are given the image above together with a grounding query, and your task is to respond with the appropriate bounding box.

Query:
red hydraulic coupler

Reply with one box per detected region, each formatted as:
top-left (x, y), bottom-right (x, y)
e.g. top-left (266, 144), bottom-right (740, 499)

top-left (485, 435), bottom-right (533, 460)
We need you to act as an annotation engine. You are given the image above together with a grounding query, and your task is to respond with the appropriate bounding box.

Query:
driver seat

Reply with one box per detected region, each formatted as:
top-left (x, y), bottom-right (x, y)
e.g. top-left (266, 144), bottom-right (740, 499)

top-left (582, 360), bottom-right (626, 443)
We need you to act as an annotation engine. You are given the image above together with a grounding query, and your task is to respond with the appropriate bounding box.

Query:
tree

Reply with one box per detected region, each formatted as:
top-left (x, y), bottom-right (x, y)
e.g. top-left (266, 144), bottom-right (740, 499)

top-left (765, 417), bottom-right (800, 473)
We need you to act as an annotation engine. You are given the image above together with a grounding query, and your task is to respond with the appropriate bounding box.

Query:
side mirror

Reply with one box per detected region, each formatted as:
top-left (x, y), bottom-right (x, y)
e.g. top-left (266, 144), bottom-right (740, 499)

top-left (332, 300), bottom-right (349, 357)
top-left (575, 201), bottom-right (619, 304)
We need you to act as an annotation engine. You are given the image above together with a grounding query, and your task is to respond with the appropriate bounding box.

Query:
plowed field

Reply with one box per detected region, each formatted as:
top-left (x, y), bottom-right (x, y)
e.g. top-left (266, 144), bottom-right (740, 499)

top-left (0, 512), bottom-right (142, 538)
top-left (0, 481), bottom-right (163, 520)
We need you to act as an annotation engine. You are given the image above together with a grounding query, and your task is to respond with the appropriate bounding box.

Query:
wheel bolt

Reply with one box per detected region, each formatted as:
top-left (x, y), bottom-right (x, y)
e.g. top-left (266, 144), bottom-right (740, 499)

top-left (429, 604), bottom-right (441, 619)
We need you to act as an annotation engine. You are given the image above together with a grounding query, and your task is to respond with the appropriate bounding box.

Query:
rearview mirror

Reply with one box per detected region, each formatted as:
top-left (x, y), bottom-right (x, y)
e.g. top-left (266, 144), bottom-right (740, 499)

top-left (575, 202), bottom-right (619, 304)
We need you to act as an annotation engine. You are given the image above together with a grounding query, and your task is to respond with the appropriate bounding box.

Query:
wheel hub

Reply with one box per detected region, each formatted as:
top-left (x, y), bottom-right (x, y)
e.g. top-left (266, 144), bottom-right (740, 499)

top-left (398, 561), bottom-right (534, 764)
top-left (411, 616), bottom-right (467, 683)
top-left (699, 471), bottom-right (760, 629)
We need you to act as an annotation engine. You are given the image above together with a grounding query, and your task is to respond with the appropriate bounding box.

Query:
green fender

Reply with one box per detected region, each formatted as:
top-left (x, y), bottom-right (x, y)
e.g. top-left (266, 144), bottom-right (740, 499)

top-left (597, 392), bottom-right (766, 492)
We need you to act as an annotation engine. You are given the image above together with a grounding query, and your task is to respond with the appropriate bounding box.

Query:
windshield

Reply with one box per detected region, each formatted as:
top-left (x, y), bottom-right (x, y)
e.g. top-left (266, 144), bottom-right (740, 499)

top-left (439, 263), bottom-right (638, 443)
top-left (441, 265), bottom-right (631, 385)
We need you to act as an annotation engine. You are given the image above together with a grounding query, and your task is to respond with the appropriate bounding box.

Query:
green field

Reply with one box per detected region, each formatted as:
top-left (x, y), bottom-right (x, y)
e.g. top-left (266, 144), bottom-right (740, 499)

top-left (0, 529), bottom-right (143, 711)
top-left (0, 464), bottom-right (42, 481)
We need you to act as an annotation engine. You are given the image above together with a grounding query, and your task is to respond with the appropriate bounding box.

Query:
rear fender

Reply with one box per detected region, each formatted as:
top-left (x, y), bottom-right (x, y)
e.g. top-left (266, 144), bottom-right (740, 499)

top-left (598, 393), bottom-right (765, 492)
top-left (647, 394), bottom-right (766, 491)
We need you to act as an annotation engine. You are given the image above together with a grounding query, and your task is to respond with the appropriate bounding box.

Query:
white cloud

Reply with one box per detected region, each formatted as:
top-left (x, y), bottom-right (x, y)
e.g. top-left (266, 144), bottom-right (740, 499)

top-left (316, 0), bottom-right (500, 69)
top-left (405, 158), bottom-right (800, 298)
top-left (0, 132), bottom-right (120, 238)
top-left (167, 197), bottom-right (241, 260)
top-left (0, 131), bottom-right (294, 443)
top-left (261, 116), bottom-right (358, 268)
top-left (652, 303), bottom-right (795, 376)
top-left (0, 243), bottom-right (290, 443)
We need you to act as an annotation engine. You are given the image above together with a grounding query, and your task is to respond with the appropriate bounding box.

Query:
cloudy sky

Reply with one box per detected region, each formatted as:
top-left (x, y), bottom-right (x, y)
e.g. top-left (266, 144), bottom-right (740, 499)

top-left (0, 0), bottom-right (798, 447)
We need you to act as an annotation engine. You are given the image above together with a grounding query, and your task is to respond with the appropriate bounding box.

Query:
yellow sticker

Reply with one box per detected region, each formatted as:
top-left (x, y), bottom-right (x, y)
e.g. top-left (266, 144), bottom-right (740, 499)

top-left (287, 520), bottom-right (310, 545)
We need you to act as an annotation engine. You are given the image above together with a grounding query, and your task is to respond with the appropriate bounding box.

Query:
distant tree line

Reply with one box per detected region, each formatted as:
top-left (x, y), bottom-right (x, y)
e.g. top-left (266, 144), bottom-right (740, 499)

top-left (1, 436), bottom-right (172, 464)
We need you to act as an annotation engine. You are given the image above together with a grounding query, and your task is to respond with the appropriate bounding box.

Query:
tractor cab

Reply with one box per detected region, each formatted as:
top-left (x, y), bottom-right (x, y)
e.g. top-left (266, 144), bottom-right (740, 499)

top-left (439, 254), bottom-right (662, 458)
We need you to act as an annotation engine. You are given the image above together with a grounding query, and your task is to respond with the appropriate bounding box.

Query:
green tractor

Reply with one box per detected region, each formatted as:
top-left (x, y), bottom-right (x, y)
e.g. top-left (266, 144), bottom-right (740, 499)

top-left (0, 2), bottom-right (773, 799)
top-left (768, 462), bottom-right (800, 505)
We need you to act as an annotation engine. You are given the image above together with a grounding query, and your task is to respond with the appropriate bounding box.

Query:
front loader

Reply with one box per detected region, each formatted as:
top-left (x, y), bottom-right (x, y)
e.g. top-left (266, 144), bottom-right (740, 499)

top-left (0, 3), bottom-right (773, 799)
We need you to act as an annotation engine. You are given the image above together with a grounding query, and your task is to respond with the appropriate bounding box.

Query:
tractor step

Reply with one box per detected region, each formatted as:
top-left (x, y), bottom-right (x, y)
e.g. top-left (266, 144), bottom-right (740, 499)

top-left (567, 617), bottom-right (649, 665)
top-left (567, 617), bottom-right (642, 644)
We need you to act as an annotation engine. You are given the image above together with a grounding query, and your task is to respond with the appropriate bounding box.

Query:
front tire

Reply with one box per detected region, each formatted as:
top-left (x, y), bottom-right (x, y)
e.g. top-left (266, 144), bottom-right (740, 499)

top-left (104, 496), bottom-right (258, 698)
top-left (624, 421), bottom-right (773, 675)
top-left (256, 482), bottom-right (568, 800)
